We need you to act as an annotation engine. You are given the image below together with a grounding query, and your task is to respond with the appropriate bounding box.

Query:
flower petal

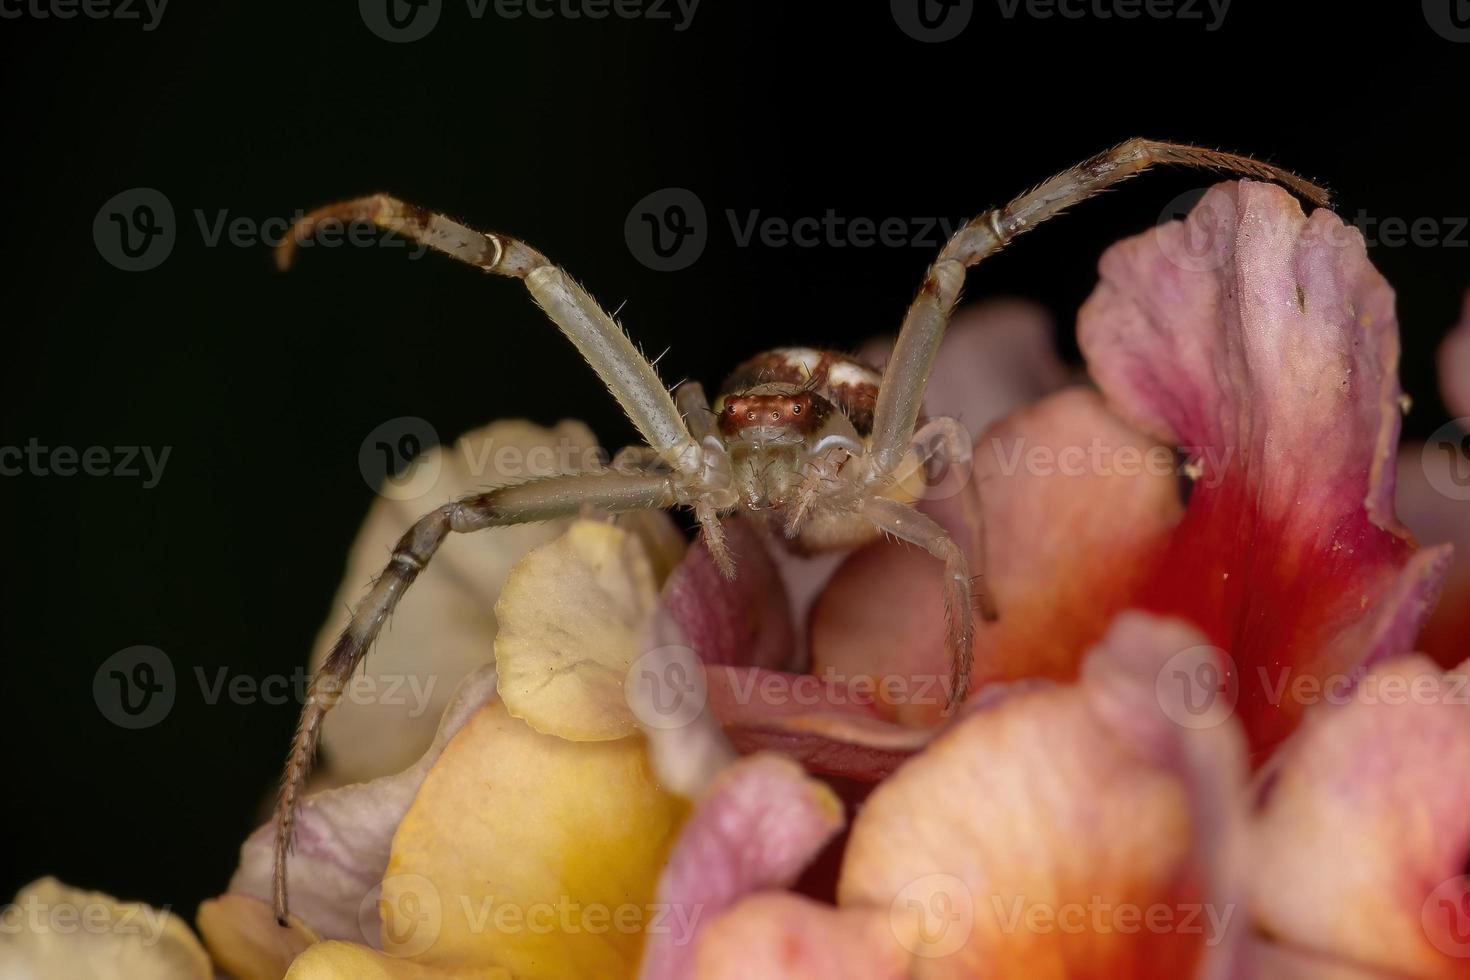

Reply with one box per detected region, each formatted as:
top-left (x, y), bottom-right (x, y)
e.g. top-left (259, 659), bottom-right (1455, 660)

top-left (1250, 654), bottom-right (1470, 977)
top-left (381, 699), bottom-right (688, 978)
top-left (813, 388), bottom-right (1184, 726)
top-left (693, 894), bottom-right (910, 980)
top-left (1079, 179), bottom-right (1451, 758)
top-left (311, 420), bottom-right (603, 782)
top-left (0, 877), bottom-right (211, 980)
top-left (228, 666), bottom-right (499, 942)
top-left (196, 893), bottom-right (318, 980)
top-left (494, 520), bottom-right (662, 741)
top-left (660, 516), bottom-right (797, 670)
top-left (837, 612), bottom-right (1250, 978)
top-left (640, 753), bottom-right (844, 980)
top-left (283, 940), bottom-right (504, 979)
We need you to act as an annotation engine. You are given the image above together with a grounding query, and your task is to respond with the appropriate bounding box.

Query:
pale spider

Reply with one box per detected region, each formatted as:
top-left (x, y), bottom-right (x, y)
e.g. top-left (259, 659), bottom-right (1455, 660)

top-left (270, 138), bottom-right (1328, 923)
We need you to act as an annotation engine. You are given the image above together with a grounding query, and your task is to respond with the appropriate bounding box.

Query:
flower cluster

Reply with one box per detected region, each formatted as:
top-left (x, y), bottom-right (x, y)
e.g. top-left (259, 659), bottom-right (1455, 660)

top-left (6, 181), bottom-right (1468, 979)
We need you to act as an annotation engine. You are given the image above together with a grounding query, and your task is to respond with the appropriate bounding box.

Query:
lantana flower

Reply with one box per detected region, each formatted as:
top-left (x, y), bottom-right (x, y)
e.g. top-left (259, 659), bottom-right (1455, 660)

top-left (10, 180), bottom-right (1467, 979)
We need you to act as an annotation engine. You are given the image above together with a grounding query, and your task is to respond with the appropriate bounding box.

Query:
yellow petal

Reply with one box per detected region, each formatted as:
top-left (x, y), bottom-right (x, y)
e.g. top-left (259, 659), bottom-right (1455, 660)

top-left (283, 940), bottom-right (506, 979)
top-left (0, 877), bottom-right (211, 980)
top-left (197, 893), bottom-right (318, 980)
top-left (383, 699), bottom-right (688, 978)
top-left (494, 520), bottom-right (661, 741)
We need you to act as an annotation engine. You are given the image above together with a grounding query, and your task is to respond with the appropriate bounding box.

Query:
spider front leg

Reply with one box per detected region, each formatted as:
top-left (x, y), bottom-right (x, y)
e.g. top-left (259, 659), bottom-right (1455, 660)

top-left (271, 469), bottom-right (677, 925)
top-left (867, 138), bottom-right (1330, 475)
top-left (859, 495), bottom-right (975, 713)
top-left (673, 381), bottom-right (738, 577)
top-left (905, 416), bottom-right (997, 622)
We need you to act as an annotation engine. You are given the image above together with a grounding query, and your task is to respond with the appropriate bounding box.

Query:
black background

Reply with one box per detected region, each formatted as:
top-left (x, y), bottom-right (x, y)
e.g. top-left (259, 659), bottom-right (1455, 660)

top-left (2, 0), bottom-right (1466, 921)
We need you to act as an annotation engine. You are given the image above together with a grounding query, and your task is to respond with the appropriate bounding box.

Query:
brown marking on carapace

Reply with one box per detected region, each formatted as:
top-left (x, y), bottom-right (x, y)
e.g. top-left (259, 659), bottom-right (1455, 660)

top-left (720, 348), bottom-right (881, 434)
top-left (718, 391), bottom-right (829, 437)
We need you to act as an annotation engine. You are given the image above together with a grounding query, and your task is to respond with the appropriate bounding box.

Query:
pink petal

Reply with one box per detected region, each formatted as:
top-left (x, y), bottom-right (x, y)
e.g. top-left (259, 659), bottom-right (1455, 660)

top-left (640, 753), bottom-right (844, 980)
top-left (227, 667), bottom-right (499, 943)
top-left (661, 516), bottom-right (797, 670)
top-left (1079, 179), bottom-right (1452, 759)
top-left (1250, 654), bottom-right (1470, 977)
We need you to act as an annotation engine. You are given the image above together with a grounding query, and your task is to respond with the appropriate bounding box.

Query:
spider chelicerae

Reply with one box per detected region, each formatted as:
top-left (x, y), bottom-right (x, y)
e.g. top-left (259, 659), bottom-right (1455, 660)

top-left (269, 138), bottom-right (1329, 924)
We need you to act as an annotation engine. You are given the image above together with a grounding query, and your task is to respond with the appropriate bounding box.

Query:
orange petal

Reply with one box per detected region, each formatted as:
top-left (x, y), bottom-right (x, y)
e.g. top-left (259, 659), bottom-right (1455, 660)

top-left (1250, 655), bottom-right (1470, 977)
top-left (813, 388), bottom-right (1184, 726)
top-left (838, 613), bottom-right (1250, 978)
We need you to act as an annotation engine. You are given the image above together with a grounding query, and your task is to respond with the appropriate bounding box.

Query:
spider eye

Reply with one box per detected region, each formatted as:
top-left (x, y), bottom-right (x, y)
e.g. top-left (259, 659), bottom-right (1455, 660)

top-left (771, 411), bottom-right (782, 422)
top-left (746, 411), bottom-right (756, 421)
top-left (791, 403), bottom-right (802, 414)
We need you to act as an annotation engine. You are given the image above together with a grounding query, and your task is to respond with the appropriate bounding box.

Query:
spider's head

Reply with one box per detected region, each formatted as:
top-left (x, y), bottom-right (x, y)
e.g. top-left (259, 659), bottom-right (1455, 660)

top-left (715, 383), bottom-right (830, 447)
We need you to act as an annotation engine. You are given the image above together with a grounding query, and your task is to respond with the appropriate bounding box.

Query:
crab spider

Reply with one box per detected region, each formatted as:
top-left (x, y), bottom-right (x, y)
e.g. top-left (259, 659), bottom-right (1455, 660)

top-left (270, 138), bottom-right (1329, 924)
